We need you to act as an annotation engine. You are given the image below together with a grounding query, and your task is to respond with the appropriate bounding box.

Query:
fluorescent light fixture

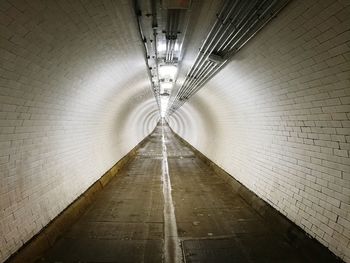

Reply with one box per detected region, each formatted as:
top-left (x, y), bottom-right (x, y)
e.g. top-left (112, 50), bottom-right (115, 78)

top-left (158, 42), bottom-right (180, 53)
top-left (159, 65), bottom-right (177, 79)
top-left (160, 82), bottom-right (173, 90)
top-left (158, 42), bottom-right (166, 52)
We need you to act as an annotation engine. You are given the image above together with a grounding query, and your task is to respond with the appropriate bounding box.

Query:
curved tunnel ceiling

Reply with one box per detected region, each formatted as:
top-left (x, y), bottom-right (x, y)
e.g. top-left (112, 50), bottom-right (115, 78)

top-left (0, 0), bottom-right (350, 262)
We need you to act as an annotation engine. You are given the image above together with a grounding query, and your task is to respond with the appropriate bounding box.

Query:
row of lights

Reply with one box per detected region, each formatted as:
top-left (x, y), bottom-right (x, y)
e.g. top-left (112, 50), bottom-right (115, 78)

top-left (157, 41), bottom-right (178, 117)
top-left (157, 42), bottom-right (180, 53)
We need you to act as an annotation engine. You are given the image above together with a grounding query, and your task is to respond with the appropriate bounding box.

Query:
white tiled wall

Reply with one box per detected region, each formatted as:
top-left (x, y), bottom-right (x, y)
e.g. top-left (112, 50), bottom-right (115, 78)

top-left (169, 0), bottom-right (350, 261)
top-left (0, 1), bottom-right (158, 261)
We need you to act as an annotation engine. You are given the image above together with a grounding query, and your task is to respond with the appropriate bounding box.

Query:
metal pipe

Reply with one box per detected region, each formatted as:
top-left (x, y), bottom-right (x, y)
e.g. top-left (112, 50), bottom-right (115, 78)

top-left (180, 0), bottom-right (238, 82)
top-left (167, 0), bottom-right (291, 115)
top-left (178, 0), bottom-right (276, 105)
top-left (172, 0), bottom-right (249, 103)
top-left (177, 56), bottom-right (215, 98)
top-left (234, 0), bottom-right (291, 54)
top-left (178, 61), bottom-right (213, 98)
top-left (169, 0), bottom-right (232, 105)
top-left (133, 0), bottom-right (161, 108)
top-left (176, 0), bottom-right (266, 100)
top-left (218, 0), bottom-right (270, 52)
top-left (182, 62), bottom-right (219, 100)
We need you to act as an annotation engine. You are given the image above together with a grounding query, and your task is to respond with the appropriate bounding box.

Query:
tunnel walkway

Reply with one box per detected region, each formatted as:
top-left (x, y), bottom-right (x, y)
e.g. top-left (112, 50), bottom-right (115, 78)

top-left (36, 123), bottom-right (341, 263)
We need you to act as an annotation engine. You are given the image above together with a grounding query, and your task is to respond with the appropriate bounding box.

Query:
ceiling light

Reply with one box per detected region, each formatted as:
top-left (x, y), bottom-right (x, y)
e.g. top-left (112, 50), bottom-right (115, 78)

top-left (158, 42), bottom-right (166, 52)
top-left (159, 65), bottom-right (177, 79)
top-left (160, 82), bottom-right (173, 90)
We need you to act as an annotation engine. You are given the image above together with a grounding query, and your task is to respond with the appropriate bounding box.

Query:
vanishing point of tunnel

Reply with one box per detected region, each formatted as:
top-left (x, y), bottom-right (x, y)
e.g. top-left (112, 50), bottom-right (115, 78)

top-left (0, 0), bottom-right (349, 262)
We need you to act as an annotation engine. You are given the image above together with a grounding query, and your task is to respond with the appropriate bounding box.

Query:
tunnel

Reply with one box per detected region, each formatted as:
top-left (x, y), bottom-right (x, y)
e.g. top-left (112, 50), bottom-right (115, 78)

top-left (0, 0), bottom-right (349, 262)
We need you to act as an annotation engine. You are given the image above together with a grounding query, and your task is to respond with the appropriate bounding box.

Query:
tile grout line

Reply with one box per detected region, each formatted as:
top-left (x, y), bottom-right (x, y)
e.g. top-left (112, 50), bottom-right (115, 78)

top-left (161, 120), bottom-right (183, 263)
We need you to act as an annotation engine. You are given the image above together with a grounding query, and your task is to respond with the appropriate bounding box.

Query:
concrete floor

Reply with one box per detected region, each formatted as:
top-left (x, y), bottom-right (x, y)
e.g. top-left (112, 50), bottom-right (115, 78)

top-left (36, 124), bottom-right (341, 263)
